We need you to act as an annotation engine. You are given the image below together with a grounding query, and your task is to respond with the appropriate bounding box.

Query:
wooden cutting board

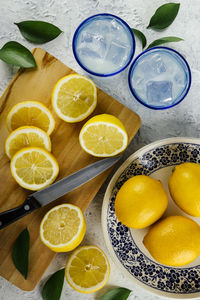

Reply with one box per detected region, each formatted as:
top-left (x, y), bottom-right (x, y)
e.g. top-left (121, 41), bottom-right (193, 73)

top-left (0, 48), bottom-right (141, 291)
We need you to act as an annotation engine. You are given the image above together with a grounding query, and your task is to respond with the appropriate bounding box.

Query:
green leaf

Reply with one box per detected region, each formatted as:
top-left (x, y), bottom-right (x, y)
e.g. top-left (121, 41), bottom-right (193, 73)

top-left (15, 20), bottom-right (62, 44)
top-left (0, 41), bottom-right (36, 68)
top-left (131, 28), bottom-right (147, 49)
top-left (147, 3), bottom-right (180, 29)
top-left (147, 36), bottom-right (183, 49)
top-left (100, 287), bottom-right (131, 300)
top-left (12, 227), bottom-right (30, 279)
top-left (42, 268), bottom-right (65, 300)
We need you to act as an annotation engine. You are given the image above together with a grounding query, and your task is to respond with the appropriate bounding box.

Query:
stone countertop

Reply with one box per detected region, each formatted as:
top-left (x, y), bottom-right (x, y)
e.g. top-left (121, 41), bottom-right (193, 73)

top-left (0, 0), bottom-right (200, 299)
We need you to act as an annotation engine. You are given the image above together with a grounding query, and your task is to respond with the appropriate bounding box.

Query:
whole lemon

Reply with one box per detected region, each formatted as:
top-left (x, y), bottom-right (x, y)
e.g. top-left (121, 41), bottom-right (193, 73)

top-left (115, 175), bottom-right (168, 229)
top-left (169, 162), bottom-right (200, 216)
top-left (143, 216), bottom-right (200, 266)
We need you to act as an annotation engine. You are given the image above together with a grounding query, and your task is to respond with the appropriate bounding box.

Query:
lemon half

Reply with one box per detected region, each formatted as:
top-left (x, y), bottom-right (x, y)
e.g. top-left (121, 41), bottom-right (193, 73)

top-left (79, 114), bottom-right (128, 157)
top-left (5, 126), bottom-right (51, 159)
top-left (52, 74), bottom-right (97, 123)
top-left (6, 101), bottom-right (55, 135)
top-left (40, 204), bottom-right (86, 252)
top-left (65, 245), bottom-right (110, 293)
top-left (10, 147), bottom-right (59, 190)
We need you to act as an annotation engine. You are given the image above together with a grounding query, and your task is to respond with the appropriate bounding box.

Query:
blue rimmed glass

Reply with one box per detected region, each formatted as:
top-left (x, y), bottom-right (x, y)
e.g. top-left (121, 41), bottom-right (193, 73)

top-left (72, 13), bottom-right (135, 77)
top-left (128, 47), bottom-right (191, 110)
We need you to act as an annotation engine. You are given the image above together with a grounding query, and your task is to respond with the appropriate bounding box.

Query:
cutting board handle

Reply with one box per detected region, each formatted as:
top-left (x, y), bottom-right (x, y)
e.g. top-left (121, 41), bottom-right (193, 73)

top-left (0, 196), bottom-right (40, 230)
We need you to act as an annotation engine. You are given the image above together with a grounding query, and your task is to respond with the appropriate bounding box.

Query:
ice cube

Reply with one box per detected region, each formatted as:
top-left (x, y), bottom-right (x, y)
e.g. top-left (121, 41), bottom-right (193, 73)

top-left (110, 19), bottom-right (121, 32)
top-left (86, 20), bottom-right (101, 34)
top-left (106, 40), bottom-right (129, 66)
top-left (174, 70), bottom-right (186, 86)
top-left (87, 20), bottom-right (110, 35)
top-left (138, 60), bottom-right (154, 77)
top-left (146, 80), bottom-right (173, 104)
top-left (151, 54), bottom-right (166, 74)
top-left (109, 19), bottom-right (129, 44)
top-left (99, 20), bottom-right (110, 35)
top-left (77, 31), bottom-right (107, 59)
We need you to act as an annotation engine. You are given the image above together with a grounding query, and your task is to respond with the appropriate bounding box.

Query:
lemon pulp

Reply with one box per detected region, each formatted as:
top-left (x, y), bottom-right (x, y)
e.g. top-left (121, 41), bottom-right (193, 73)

top-left (40, 204), bottom-right (86, 252)
top-left (52, 74), bottom-right (97, 122)
top-left (65, 245), bottom-right (110, 293)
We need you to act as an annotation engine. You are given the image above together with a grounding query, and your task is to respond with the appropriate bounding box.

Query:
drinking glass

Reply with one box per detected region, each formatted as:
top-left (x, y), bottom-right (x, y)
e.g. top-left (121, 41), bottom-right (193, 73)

top-left (72, 13), bottom-right (135, 77)
top-left (128, 47), bottom-right (191, 109)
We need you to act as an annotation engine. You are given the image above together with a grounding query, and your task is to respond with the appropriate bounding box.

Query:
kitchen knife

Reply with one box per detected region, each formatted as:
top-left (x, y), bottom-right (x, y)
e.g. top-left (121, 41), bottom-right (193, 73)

top-left (0, 156), bottom-right (120, 230)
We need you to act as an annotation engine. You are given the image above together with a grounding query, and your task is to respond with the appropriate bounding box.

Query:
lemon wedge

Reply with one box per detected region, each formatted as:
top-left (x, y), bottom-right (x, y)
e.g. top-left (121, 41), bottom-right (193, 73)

top-left (10, 147), bottom-right (59, 190)
top-left (79, 114), bottom-right (128, 157)
top-left (7, 101), bottom-right (55, 135)
top-left (65, 245), bottom-right (110, 293)
top-left (51, 74), bottom-right (97, 122)
top-left (5, 126), bottom-right (51, 159)
top-left (40, 204), bottom-right (86, 252)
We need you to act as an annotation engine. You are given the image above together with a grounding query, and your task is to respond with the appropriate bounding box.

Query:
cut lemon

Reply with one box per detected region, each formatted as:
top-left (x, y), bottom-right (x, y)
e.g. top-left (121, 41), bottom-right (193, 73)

top-left (51, 74), bottom-right (97, 123)
top-left (7, 101), bottom-right (55, 135)
top-left (5, 126), bottom-right (51, 159)
top-left (10, 147), bottom-right (59, 190)
top-left (79, 114), bottom-right (128, 157)
top-left (65, 245), bottom-right (110, 293)
top-left (40, 204), bottom-right (86, 252)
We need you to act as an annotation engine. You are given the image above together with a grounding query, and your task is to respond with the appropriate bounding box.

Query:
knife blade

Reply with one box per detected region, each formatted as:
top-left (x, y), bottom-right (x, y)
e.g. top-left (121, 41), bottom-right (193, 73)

top-left (0, 156), bottom-right (120, 230)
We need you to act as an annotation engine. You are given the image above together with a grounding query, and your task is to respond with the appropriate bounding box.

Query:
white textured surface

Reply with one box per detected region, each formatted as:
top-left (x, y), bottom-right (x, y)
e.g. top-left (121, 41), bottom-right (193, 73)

top-left (0, 0), bottom-right (200, 299)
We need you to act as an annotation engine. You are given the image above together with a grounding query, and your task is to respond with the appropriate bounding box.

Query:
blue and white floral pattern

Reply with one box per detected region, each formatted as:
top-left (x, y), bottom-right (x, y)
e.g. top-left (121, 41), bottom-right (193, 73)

top-left (106, 142), bottom-right (200, 294)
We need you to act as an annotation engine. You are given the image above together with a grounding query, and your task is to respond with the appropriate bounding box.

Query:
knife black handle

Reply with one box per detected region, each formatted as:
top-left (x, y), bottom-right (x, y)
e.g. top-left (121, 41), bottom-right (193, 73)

top-left (0, 196), bottom-right (41, 230)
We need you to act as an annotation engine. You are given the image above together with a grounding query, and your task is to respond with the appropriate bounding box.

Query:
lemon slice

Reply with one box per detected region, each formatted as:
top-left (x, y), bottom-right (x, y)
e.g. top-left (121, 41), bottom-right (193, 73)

top-left (40, 204), bottom-right (86, 252)
top-left (52, 74), bottom-right (97, 123)
top-left (5, 126), bottom-right (51, 159)
top-left (79, 114), bottom-right (128, 157)
top-left (7, 101), bottom-right (55, 135)
top-left (10, 147), bottom-right (59, 190)
top-left (65, 245), bottom-right (110, 293)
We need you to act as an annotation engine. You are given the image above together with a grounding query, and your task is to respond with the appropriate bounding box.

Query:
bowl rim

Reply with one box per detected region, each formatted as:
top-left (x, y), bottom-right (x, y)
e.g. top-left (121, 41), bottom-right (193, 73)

top-left (101, 137), bottom-right (200, 299)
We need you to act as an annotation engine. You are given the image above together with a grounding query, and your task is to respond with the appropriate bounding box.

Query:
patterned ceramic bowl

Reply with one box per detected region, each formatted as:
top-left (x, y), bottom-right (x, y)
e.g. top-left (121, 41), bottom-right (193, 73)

top-left (102, 138), bottom-right (200, 299)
